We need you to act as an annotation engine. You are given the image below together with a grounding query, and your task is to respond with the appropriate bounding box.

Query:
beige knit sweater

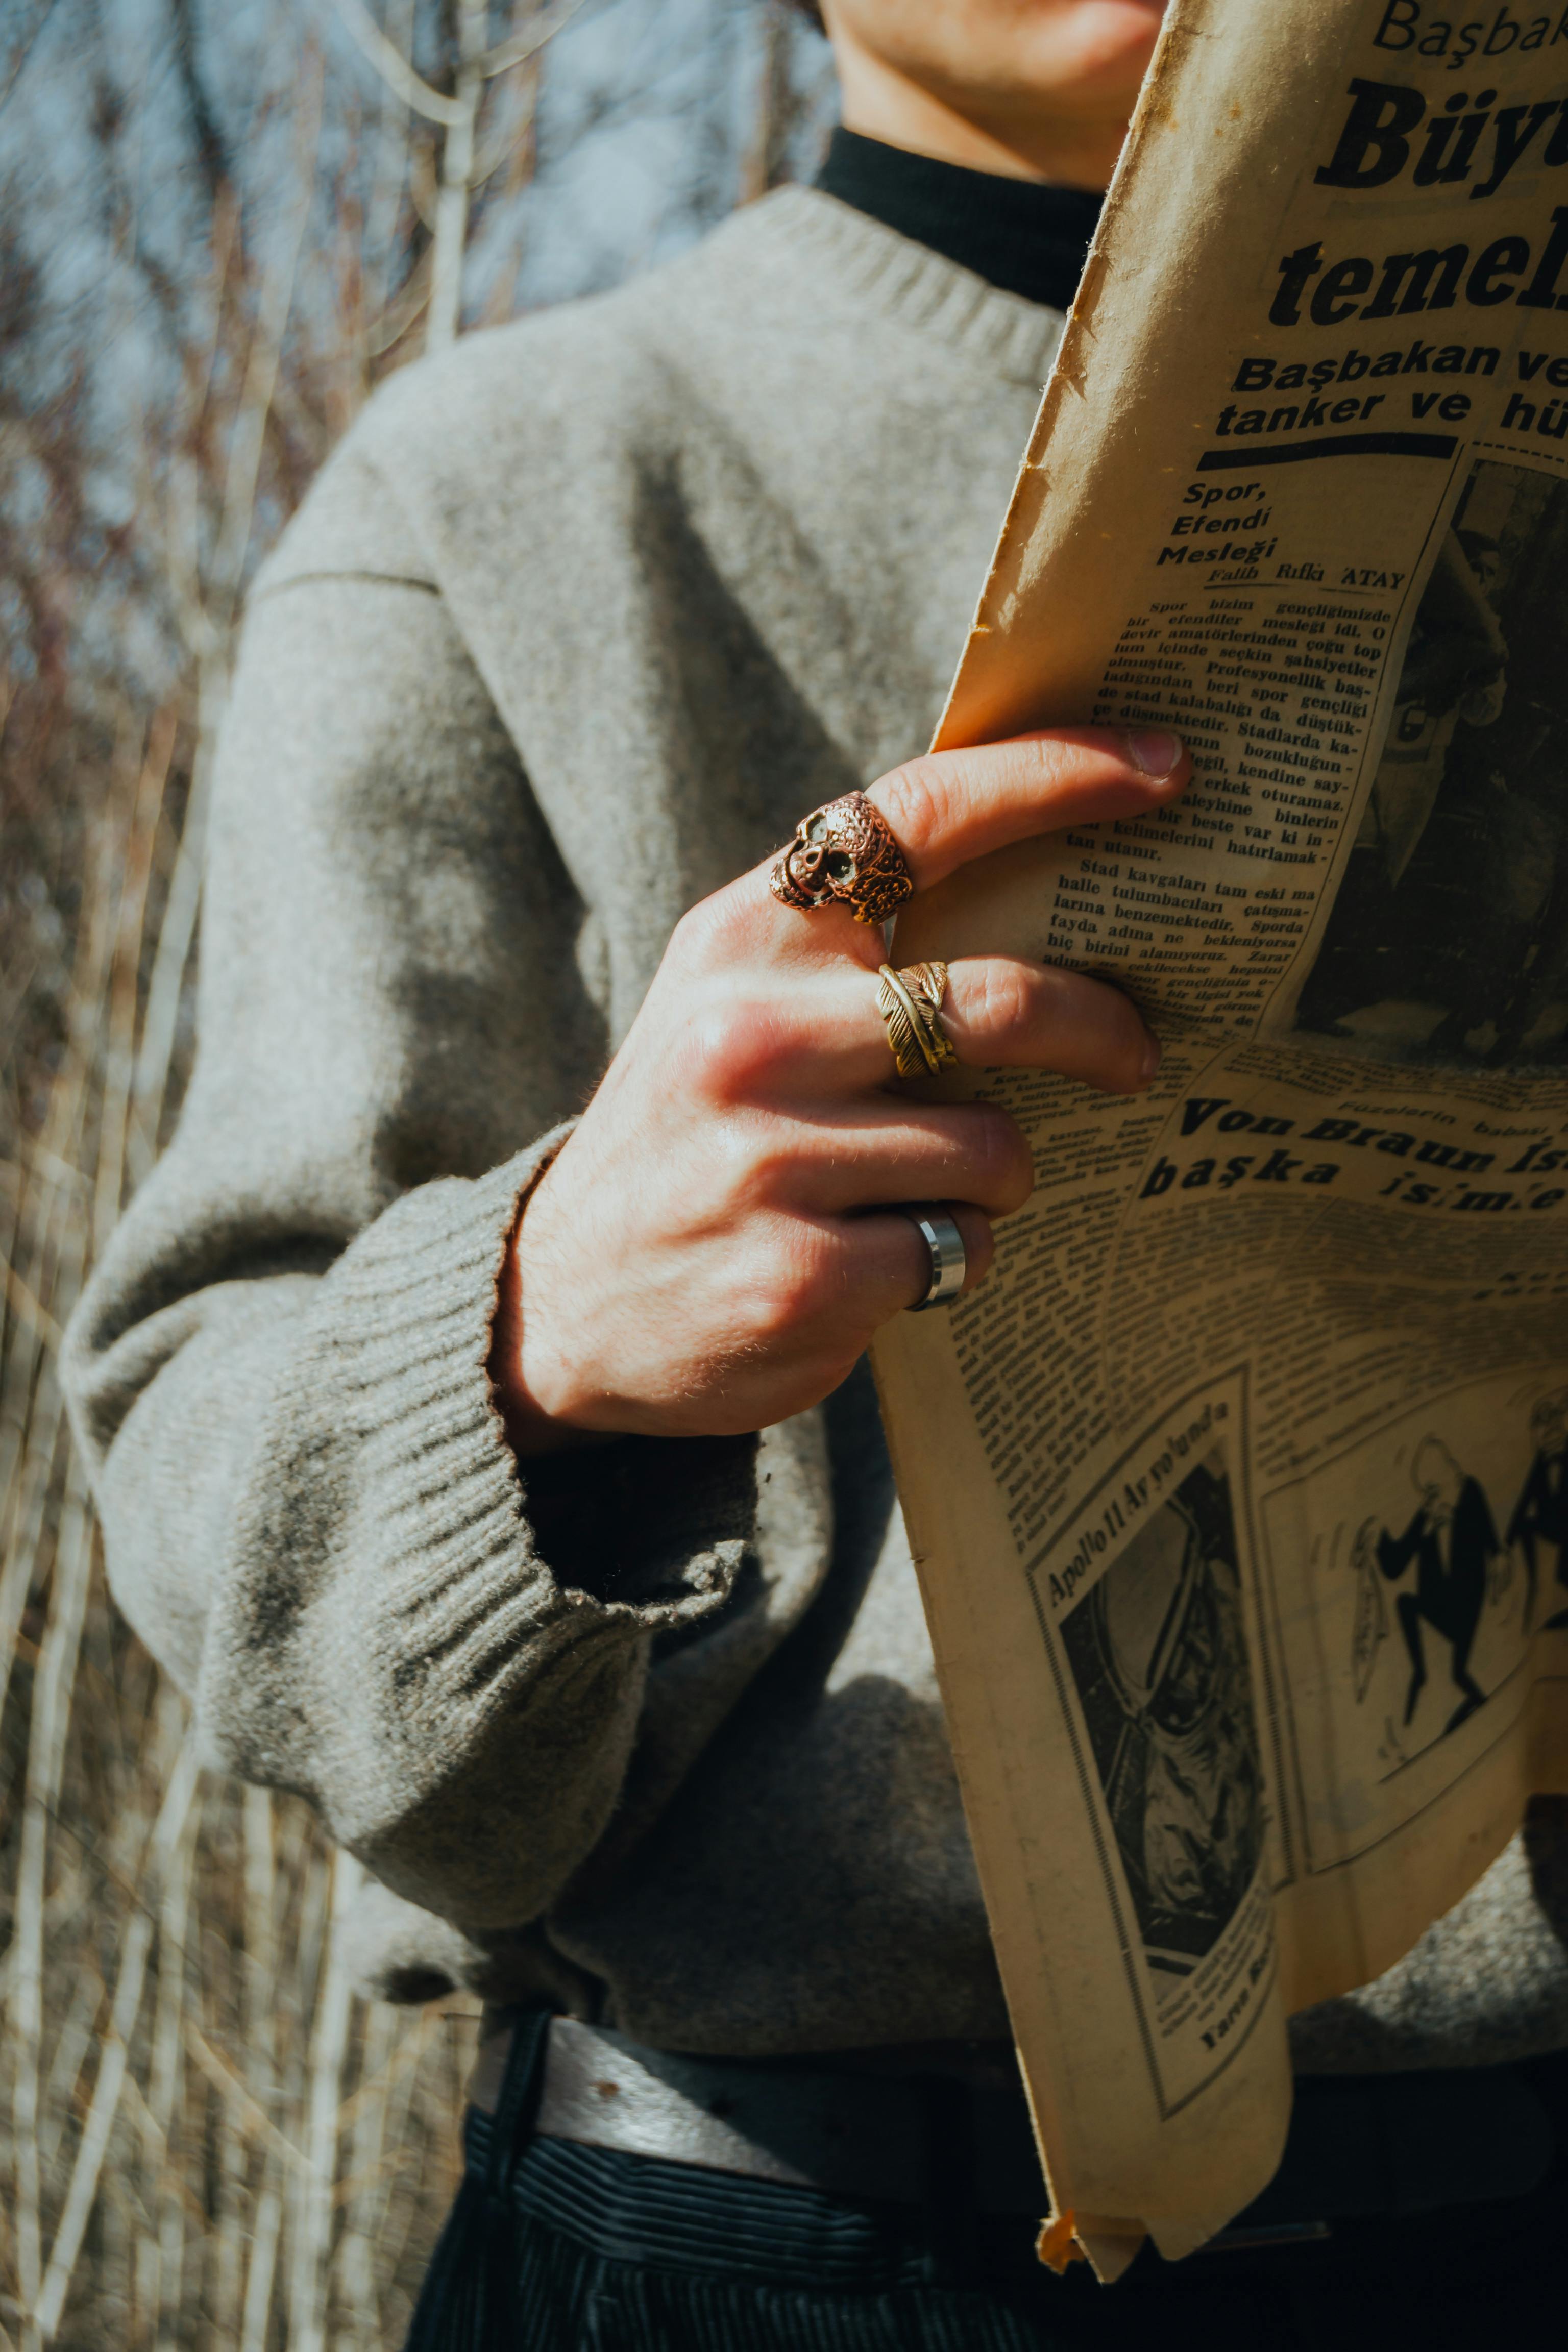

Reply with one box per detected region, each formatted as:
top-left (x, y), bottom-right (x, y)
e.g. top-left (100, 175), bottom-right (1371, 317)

top-left (63, 186), bottom-right (1568, 2069)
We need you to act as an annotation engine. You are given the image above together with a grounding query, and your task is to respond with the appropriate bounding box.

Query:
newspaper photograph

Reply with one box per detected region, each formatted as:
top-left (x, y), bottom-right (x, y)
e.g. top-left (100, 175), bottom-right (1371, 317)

top-left (871, 0), bottom-right (1568, 2273)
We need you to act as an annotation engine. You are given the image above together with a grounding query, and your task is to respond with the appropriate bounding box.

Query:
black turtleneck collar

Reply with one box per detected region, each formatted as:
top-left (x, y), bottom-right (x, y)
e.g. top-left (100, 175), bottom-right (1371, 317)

top-left (814, 127), bottom-right (1103, 315)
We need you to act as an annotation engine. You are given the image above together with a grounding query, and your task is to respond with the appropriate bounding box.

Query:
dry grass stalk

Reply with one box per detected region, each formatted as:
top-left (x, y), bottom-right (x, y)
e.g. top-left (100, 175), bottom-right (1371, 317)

top-left (31, 1740), bottom-right (199, 2345)
top-left (0, 5), bottom-right (535, 2333)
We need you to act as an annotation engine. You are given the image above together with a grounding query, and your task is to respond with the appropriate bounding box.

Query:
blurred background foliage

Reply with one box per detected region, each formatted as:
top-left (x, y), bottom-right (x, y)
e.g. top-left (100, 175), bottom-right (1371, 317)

top-left (0, 5), bottom-right (835, 2342)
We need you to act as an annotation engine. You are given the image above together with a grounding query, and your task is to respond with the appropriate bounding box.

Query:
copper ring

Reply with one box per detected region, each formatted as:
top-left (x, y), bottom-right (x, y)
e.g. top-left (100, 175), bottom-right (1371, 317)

top-left (877, 961), bottom-right (958, 1081)
top-left (769, 792), bottom-right (915, 927)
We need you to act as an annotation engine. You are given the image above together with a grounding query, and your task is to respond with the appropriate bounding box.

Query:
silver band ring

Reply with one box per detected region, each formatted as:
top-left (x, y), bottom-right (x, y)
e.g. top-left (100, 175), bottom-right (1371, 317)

top-left (903, 1209), bottom-right (967, 1313)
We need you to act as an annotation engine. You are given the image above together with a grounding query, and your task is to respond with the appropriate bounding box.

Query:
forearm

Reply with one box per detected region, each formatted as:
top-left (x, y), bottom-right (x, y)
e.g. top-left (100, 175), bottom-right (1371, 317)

top-left (64, 560), bottom-right (758, 1928)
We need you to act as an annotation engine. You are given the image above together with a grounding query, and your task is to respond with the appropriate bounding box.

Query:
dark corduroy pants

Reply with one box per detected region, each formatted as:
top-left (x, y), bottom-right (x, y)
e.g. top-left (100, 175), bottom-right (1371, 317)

top-left (406, 2017), bottom-right (1568, 2352)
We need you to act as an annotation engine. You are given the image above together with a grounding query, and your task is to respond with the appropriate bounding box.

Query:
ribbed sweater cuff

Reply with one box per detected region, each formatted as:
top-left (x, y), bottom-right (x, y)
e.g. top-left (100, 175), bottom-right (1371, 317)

top-left (207, 1127), bottom-right (763, 1907)
top-left (309, 1132), bottom-right (756, 1780)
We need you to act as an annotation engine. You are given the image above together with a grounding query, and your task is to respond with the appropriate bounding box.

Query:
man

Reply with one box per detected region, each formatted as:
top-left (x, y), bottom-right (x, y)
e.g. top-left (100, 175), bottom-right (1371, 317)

top-left (1296, 525), bottom-right (1508, 1045)
top-left (65, 2), bottom-right (1568, 2344)
top-left (1366, 529), bottom-right (1508, 893)
top-left (1511, 1390), bottom-right (1568, 1632)
top-left (1372, 1437), bottom-right (1498, 1737)
top-left (1065, 1467), bottom-right (1264, 1966)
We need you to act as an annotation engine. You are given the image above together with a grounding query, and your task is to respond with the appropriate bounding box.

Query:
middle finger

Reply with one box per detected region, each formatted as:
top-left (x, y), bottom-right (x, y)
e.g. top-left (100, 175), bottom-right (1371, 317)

top-left (783, 954), bottom-right (1160, 1098)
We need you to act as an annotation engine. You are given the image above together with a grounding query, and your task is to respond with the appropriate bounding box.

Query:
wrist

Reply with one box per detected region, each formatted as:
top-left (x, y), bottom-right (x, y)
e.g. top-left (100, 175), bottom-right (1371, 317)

top-left (487, 1188), bottom-right (608, 1460)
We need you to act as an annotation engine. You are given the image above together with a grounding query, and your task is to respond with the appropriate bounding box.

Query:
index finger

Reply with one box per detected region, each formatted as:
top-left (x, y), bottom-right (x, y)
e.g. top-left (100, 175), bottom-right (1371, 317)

top-left (867, 728), bottom-right (1189, 894)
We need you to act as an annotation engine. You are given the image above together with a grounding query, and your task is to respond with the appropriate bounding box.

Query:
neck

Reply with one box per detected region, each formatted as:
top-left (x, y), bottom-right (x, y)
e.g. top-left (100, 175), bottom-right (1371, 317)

top-left (831, 51), bottom-right (1130, 192)
top-left (814, 131), bottom-right (1102, 314)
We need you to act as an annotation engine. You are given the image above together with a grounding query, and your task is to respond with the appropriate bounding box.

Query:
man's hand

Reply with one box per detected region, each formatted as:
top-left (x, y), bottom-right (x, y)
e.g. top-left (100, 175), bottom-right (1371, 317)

top-left (491, 726), bottom-right (1188, 1449)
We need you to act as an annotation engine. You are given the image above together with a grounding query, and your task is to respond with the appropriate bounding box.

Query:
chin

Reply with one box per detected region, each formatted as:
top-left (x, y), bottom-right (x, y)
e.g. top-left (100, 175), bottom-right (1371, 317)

top-left (844, 0), bottom-right (1169, 156)
top-left (1037, 0), bottom-right (1168, 99)
top-left (932, 1), bottom-right (1167, 125)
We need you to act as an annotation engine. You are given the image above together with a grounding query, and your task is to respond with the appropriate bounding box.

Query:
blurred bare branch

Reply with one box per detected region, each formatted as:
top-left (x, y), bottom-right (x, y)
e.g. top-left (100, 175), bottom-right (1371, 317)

top-left (742, 0), bottom-right (801, 203)
top-left (480, 0), bottom-right (590, 79)
top-left (0, 3), bottom-right (832, 2341)
top-left (428, 0), bottom-right (488, 348)
top-left (333, 0), bottom-right (465, 126)
top-left (0, 0), bottom-right (64, 127)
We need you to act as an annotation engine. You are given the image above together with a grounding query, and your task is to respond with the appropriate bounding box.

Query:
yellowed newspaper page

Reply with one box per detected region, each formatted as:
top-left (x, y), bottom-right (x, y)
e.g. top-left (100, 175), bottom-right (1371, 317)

top-left (873, 0), bottom-right (1568, 2266)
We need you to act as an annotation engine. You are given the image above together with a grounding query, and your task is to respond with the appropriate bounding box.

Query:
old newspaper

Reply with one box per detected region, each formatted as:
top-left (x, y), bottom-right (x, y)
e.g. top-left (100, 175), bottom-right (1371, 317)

top-left (872, 0), bottom-right (1568, 2272)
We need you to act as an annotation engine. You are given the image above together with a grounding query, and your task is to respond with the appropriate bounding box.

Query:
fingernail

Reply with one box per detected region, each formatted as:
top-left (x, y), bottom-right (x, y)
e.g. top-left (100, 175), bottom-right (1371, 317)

top-left (1140, 1032), bottom-right (1162, 1084)
top-left (1126, 729), bottom-right (1182, 777)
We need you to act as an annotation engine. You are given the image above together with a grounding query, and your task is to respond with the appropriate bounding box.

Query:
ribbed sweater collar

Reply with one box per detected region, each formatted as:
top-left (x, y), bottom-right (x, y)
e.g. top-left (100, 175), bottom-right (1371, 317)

top-left (707, 183), bottom-right (1075, 388)
top-left (816, 128), bottom-right (1101, 313)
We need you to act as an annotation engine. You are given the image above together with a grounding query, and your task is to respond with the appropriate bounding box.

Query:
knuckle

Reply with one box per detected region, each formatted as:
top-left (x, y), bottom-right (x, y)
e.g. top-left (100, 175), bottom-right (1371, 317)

top-left (741, 1228), bottom-right (834, 1345)
top-left (676, 998), bottom-right (791, 1105)
top-left (667, 897), bottom-right (721, 968)
top-left (1081, 980), bottom-right (1152, 1084)
top-left (971, 963), bottom-right (1036, 1052)
top-left (730, 1129), bottom-right (804, 1211)
top-left (971, 1107), bottom-right (1034, 1207)
top-left (872, 755), bottom-right (944, 855)
top-left (669, 881), bottom-right (752, 971)
top-left (739, 1284), bottom-right (798, 1352)
top-left (1096, 975), bottom-right (1146, 1041)
top-left (672, 1004), bottom-right (748, 1099)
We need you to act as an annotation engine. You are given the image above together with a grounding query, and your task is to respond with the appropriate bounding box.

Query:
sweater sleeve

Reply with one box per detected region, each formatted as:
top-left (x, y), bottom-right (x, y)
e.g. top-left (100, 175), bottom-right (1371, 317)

top-left (62, 537), bottom-right (757, 1934)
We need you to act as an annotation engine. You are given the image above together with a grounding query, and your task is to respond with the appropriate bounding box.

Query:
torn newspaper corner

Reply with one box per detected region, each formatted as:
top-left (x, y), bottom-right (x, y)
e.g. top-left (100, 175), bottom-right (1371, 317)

top-left (873, 0), bottom-right (1568, 2271)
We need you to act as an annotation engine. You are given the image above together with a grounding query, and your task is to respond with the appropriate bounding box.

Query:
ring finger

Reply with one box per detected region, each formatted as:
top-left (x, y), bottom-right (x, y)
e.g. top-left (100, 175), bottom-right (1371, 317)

top-left (844, 1199), bottom-right (996, 1314)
